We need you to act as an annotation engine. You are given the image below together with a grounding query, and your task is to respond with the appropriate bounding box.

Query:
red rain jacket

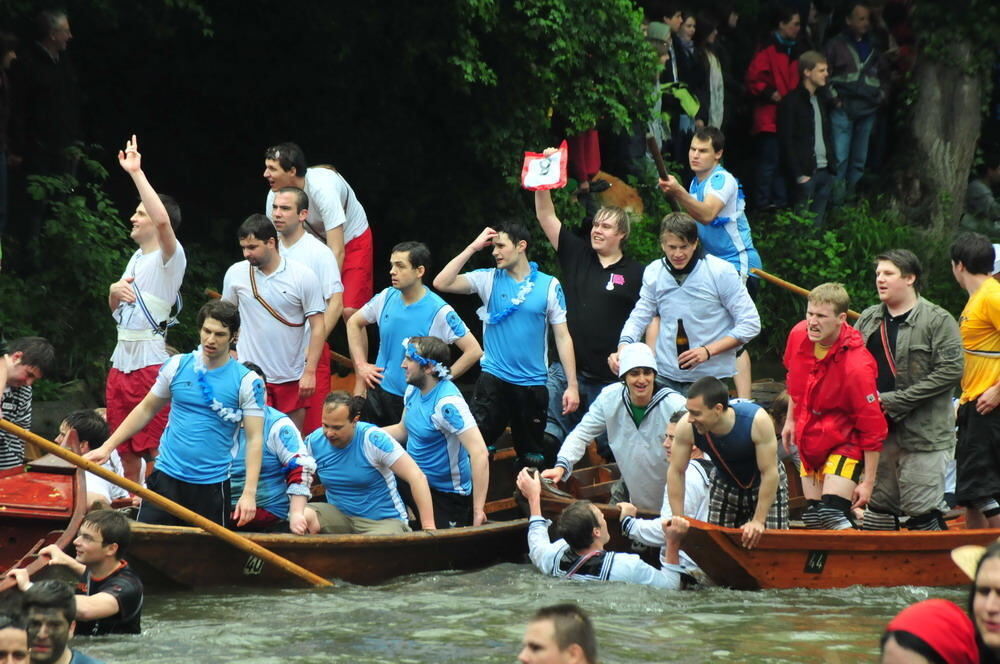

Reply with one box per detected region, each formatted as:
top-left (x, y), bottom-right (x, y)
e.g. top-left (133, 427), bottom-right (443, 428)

top-left (783, 320), bottom-right (887, 472)
top-left (745, 35), bottom-right (801, 134)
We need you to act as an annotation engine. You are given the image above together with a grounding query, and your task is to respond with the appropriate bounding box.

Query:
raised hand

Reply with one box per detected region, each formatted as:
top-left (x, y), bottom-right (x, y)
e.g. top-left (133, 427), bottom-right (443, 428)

top-left (118, 134), bottom-right (142, 174)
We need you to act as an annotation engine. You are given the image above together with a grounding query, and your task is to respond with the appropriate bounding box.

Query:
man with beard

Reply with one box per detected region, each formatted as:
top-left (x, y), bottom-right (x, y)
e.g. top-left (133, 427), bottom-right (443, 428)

top-left (382, 336), bottom-right (489, 528)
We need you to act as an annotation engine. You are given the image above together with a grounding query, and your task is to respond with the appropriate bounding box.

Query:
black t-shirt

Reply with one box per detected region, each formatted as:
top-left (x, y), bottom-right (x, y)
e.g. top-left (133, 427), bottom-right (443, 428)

top-left (865, 307), bottom-right (911, 394)
top-left (557, 226), bottom-right (644, 383)
top-left (75, 562), bottom-right (143, 636)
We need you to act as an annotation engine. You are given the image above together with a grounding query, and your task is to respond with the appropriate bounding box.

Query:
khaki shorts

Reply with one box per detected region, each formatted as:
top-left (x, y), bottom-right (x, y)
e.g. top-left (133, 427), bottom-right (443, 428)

top-left (307, 502), bottom-right (410, 535)
top-left (869, 437), bottom-right (949, 516)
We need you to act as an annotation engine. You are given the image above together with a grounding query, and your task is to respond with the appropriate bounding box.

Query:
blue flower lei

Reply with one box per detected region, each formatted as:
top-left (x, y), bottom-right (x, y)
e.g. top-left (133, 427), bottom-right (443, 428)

top-left (478, 262), bottom-right (538, 325)
top-left (402, 338), bottom-right (451, 380)
top-left (192, 348), bottom-right (243, 423)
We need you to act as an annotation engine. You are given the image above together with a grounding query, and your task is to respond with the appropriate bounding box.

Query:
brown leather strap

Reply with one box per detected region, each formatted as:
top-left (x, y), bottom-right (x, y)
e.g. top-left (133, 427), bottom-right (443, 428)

top-left (249, 264), bottom-right (304, 328)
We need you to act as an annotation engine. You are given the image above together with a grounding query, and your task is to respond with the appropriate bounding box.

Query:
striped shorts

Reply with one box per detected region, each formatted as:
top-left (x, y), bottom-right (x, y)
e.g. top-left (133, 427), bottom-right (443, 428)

top-left (707, 462), bottom-right (789, 530)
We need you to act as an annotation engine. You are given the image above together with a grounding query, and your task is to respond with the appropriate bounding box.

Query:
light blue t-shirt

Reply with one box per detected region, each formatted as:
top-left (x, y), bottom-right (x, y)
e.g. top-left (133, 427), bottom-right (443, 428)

top-left (403, 380), bottom-right (476, 495)
top-left (304, 421), bottom-right (408, 521)
top-left (689, 165), bottom-right (763, 278)
top-left (151, 352), bottom-right (265, 484)
top-left (231, 406), bottom-right (315, 519)
top-left (358, 286), bottom-right (468, 396)
top-left (463, 267), bottom-right (567, 386)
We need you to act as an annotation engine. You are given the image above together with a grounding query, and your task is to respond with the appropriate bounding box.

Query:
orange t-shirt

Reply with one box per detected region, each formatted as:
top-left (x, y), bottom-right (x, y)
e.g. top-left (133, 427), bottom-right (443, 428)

top-left (959, 278), bottom-right (1000, 403)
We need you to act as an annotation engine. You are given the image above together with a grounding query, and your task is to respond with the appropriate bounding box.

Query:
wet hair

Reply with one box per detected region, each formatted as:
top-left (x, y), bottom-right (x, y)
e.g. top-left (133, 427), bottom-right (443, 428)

top-left (798, 50), bottom-right (827, 75)
top-left (34, 9), bottom-right (67, 42)
top-left (557, 500), bottom-right (600, 551)
top-left (82, 509), bottom-right (131, 560)
top-left (264, 142), bottom-right (308, 178)
top-left (808, 282), bottom-right (850, 316)
top-left (157, 194), bottom-right (182, 232)
top-left (659, 212), bottom-right (700, 245)
top-left (692, 126), bottom-right (725, 153)
top-left (196, 300), bottom-right (241, 336)
top-left (63, 409), bottom-right (108, 448)
top-left (879, 631), bottom-right (948, 664)
top-left (408, 336), bottom-right (450, 366)
top-left (875, 249), bottom-right (922, 291)
top-left (391, 241), bottom-right (432, 273)
top-left (276, 186), bottom-right (309, 214)
top-left (950, 232), bottom-right (995, 275)
top-left (531, 604), bottom-right (598, 664)
top-left (238, 213), bottom-right (278, 245)
top-left (242, 361), bottom-right (266, 384)
top-left (0, 612), bottom-right (26, 632)
top-left (495, 222), bottom-right (531, 251)
top-left (323, 391), bottom-right (365, 420)
top-left (687, 376), bottom-right (730, 411)
top-left (593, 207), bottom-right (631, 242)
top-left (23, 580), bottom-right (76, 624)
top-left (9, 337), bottom-right (55, 377)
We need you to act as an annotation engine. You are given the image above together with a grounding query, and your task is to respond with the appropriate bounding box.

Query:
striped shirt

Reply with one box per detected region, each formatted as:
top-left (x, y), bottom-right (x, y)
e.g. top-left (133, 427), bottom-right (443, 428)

top-left (0, 385), bottom-right (31, 470)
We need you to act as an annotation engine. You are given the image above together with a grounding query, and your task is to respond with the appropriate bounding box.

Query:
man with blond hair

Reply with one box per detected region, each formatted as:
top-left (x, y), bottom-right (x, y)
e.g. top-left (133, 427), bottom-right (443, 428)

top-left (782, 282), bottom-right (886, 529)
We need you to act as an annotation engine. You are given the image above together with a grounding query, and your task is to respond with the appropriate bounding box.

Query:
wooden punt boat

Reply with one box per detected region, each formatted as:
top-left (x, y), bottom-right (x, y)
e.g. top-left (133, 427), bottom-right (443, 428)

top-left (126, 446), bottom-right (530, 589)
top-left (0, 455), bottom-right (87, 604)
top-left (681, 518), bottom-right (1000, 590)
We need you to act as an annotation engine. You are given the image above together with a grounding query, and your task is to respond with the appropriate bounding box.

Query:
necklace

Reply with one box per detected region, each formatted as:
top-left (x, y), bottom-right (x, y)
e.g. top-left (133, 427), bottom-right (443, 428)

top-left (480, 262), bottom-right (539, 324)
top-left (192, 349), bottom-right (243, 423)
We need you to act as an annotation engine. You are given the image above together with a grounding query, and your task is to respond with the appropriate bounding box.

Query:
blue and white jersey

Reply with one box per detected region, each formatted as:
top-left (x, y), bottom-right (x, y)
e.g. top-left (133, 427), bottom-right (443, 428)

top-left (358, 287), bottom-right (468, 397)
top-left (304, 421), bottom-right (408, 521)
top-left (402, 381), bottom-right (476, 495)
top-left (463, 267), bottom-right (567, 386)
top-left (151, 352), bottom-right (265, 484)
top-left (231, 406), bottom-right (316, 519)
top-left (689, 166), bottom-right (762, 278)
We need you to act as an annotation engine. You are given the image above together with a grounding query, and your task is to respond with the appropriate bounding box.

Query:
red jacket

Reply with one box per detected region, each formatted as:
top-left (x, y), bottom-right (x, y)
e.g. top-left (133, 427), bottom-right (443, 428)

top-left (783, 320), bottom-right (886, 473)
top-left (745, 35), bottom-right (802, 134)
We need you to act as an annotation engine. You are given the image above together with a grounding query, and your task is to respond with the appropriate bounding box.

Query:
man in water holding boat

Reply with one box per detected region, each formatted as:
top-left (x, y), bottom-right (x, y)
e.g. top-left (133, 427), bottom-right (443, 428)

top-left (434, 223), bottom-right (579, 468)
top-left (84, 300), bottom-right (266, 528)
top-left (106, 135), bottom-right (185, 484)
top-left (540, 342), bottom-right (685, 513)
top-left (381, 336), bottom-right (489, 528)
top-left (9, 510), bottom-right (142, 637)
top-left (950, 232), bottom-right (1000, 529)
top-left (22, 580), bottom-right (105, 664)
top-left (782, 283), bottom-right (886, 530)
top-left (516, 468), bottom-right (691, 589)
top-left (347, 241), bottom-right (481, 426)
top-left (518, 603), bottom-right (598, 664)
top-left (222, 214), bottom-right (326, 432)
top-left (668, 376), bottom-right (787, 549)
top-left (855, 249), bottom-right (962, 531)
top-left (304, 391), bottom-right (436, 533)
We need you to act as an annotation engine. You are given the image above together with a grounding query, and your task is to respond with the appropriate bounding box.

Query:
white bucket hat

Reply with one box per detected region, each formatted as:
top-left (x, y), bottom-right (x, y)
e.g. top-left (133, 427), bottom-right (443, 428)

top-left (618, 342), bottom-right (656, 378)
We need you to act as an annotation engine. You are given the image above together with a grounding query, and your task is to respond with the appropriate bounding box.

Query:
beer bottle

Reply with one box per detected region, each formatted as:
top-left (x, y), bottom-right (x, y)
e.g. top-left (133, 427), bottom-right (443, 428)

top-left (676, 319), bottom-right (690, 369)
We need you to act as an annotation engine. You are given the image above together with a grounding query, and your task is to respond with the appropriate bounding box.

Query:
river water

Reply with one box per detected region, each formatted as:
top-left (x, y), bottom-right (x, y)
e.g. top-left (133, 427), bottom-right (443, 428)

top-left (79, 562), bottom-right (964, 663)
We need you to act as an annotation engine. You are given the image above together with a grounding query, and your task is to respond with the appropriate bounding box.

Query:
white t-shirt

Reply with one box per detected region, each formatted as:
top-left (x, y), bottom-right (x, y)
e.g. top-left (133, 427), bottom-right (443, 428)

top-left (280, 233), bottom-right (344, 300)
top-left (85, 450), bottom-right (137, 503)
top-left (265, 167), bottom-right (369, 243)
top-left (221, 257), bottom-right (326, 384)
top-left (110, 244), bottom-right (187, 372)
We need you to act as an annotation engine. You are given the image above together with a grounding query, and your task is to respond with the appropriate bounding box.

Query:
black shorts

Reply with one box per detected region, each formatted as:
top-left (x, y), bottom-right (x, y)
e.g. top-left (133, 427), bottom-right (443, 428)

top-left (137, 470), bottom-right (231, 527)
top-left (362, 385), bottom-right (405, 428)
top-left (956, 402), bottom-right (1000, 504)
top-left (396, 482), bottom-right (473, 529)
top-left (471, 372), bottom-right (548, 464)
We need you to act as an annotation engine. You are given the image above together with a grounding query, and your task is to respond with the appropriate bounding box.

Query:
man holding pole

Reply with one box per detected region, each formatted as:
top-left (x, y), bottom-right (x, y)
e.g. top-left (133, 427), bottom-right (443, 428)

top-left (85, 300), bottom-right (265, 527)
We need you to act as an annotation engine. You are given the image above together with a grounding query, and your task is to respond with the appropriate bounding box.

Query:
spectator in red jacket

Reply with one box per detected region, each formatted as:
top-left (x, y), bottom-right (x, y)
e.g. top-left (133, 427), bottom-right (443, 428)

top-left (781, 283), bottom-right (886, 530)
top-left (745, 6), bottom-right (807, 210)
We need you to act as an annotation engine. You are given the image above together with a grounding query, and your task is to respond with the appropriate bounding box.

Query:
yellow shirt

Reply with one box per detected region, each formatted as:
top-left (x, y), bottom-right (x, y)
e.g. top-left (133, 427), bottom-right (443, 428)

top-left (813, 343), bottom-right (830, 360)
top-left (960, 278), bottom-right (1000, 402)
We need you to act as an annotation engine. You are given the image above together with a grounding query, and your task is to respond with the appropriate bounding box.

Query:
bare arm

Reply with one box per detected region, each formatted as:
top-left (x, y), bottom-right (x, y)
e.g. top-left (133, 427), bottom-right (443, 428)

top-left (346, 309), bottom-right (382, 394)
top-left (781, 395), bottom-right (796, 453)
top-left (380, 420), bottom-right (408, 445)
top-left (299, 312), bottom-right (327, 400)
top-left (233, 414), bottom-right (264, 527)
top-left (668, 416), bottom-right (695, 517)
top-left (322, 292), bottom-right (344, 338)
top-left (552, 322), bottom-right (579, 415)
top-left (325, 226), bottom-right (346, 270)
top-left (391, 454), bottom-right (436, 530)
top-left (534, 188), bottom-right (562, 249)
top-left (458, 427), bottom-right (490, 526)
top-left (744, 409), bottom-right (779, 548)
top-left (119, 135), bottom-right (177, 260)
top-left (432, 227), bottom-right (497, 294)
top-left (658, 176), bottom-right (724, 224)
top-left (84, 392), bottom-right (170, 464)
top-left (449, 333), bottom-right (483, 380)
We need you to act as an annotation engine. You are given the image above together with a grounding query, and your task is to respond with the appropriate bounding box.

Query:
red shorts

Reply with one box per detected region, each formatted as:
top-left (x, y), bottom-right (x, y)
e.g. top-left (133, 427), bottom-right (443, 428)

top-left (234, 506), bottom-right (282, 531)
top-left (106, 365), bottom-right (170, 455)
top-left (267, 380), bottom-right (308, 415)
top-left (302, 343), bottom-right (332, 434)
top-left (342, 227), bottom-right (373, 309)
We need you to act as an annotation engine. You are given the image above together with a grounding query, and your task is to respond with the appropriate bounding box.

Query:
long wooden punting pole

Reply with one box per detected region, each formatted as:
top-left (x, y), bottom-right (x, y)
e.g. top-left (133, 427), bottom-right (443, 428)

top-left (750, 268), bottom-right (861, 321)
top-left (0, 419), bottom-right (333, 588)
